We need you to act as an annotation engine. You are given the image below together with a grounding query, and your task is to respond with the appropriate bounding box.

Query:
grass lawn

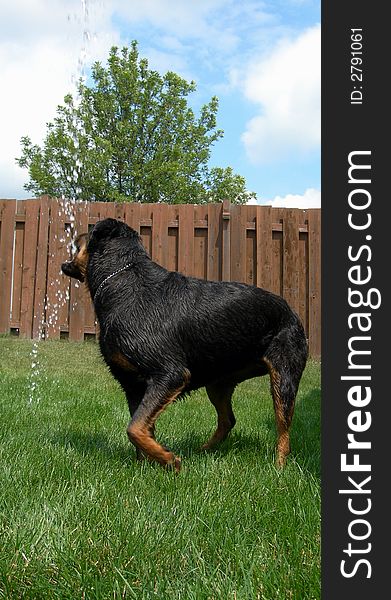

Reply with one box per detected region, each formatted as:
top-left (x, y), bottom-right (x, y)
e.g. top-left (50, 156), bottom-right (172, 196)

top-left (0, 337), bottom-right (320, 599)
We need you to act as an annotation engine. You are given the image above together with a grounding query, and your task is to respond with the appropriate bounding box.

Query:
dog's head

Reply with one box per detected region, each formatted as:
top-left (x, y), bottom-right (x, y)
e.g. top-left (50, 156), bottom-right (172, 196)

top-left (61, 232), bottom-right (89, 282)
top-left (61, 219), bottom-right (143, 282)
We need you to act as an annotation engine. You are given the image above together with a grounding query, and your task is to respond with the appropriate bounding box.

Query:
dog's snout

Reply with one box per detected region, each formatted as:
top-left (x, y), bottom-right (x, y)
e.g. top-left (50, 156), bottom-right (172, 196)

top-left (61, 261), bottom-right (85, 282)
top-left (61, 261), bottom-right (73, 276)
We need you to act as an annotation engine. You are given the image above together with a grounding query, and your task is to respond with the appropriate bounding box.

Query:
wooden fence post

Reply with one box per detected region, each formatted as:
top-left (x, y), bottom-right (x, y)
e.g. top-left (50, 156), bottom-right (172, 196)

top-left (308, 208), bottom-right (321, 358)
top-left (19, 199), bottom-right (40, 338)
top-left (221, 199), bottom-right (231, 282)
top-left (68, 202), bottom-right (89, 341)
top-left (0, 200), bottom-right (16, 334)
top-left (178, 204), bottom-right (194, 276)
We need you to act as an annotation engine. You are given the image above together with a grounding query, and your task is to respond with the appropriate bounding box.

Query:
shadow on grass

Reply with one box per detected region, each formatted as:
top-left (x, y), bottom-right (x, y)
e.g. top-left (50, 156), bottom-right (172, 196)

top-left (286, 387), bottom-right (321, 479)
top-left (49, 388), bottom-right (320, 477)
top-left (49, 427), bottom-right (267, 470)
top-left (49, 429), bottom-right (134, 466)
top-left (177, 387), bottom-right (320, 475)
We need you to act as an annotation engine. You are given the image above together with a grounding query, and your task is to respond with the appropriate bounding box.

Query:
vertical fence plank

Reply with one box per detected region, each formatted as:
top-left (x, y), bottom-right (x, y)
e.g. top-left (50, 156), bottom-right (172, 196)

top-left (245, 205), bottom-right (256, 286)
top-left (256, 206), bottom-right (273, 290)
top-left (83, 202), bottom-right (98, 337)
top-left (11, 215), bottom-right (25, 328)
top-left (125, 202), bottom-right (141, 233)
top-left (207, 204), bottom-right (221, 282)
top-left (32, 197), bottom-right (50, 339)
top-left (271, 223), bottom-right (283, 297)
top-left (151, 204), bottom-right (168, 267)
top-left (46, 198), bottom-right (65, 339)
top-left (69, 202), bottom-right (89, 341)
top-left (0, 200), bottom-right (16, 334)
top-left (193, 205), bottom-right (208, 280)
top-left (308, 208), bottom-right (321, 357)
top-left (115, 202), bottom-right (126, 221)
top-left (282, 209), bottom-right (301, 317)
top-left (178, 204), bottom-right (194, 276)
top-left (230, 203), bottom-right (247, 283)
top-left (298, 216), bottom-right (309, 340)
top-left (166, 204), bottom-right (179, 272)
top-left (221, 200), bottom-right (231, 282)
top-left (139, 203), bottom-right (153, 257)
top-left (19, 200), bottom-right (40, 338)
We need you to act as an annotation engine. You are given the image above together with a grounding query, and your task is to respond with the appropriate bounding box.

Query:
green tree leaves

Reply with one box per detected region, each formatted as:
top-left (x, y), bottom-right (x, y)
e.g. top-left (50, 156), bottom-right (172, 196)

top-left (17, 42), bottom-right (256, 204)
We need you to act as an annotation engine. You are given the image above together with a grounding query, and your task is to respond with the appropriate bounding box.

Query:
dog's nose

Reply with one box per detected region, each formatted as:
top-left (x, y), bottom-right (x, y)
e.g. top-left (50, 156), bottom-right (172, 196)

top-left (61, 261), bottom-right (85, 282)
top-left (61, 262), bottom-right (70, 275)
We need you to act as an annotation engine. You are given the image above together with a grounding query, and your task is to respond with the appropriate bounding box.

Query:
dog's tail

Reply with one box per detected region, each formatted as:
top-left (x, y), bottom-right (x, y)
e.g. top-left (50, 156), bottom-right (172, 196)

top-left (265, 317), bottom-right (308, 412)
top-left (263, 317), bottom-right (308, 465)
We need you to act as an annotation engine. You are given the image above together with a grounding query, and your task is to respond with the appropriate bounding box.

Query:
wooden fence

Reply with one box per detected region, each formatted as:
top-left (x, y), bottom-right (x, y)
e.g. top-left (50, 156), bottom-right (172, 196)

top-left (0, 197), bottom-right (321, 356)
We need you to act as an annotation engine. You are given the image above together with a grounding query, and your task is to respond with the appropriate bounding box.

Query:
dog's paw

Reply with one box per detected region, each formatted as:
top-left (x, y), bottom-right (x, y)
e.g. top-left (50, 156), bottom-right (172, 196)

top-left (165, 454), bottom-right (181, 473)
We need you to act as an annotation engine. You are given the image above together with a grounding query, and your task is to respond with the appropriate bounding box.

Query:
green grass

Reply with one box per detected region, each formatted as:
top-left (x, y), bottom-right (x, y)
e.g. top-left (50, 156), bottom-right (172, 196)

top-left (0, 337), bottom-right (320, 599)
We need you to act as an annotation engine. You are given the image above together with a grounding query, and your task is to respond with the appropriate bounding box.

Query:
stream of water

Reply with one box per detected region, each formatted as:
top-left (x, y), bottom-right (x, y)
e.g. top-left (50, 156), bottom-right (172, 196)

top-left (28, 0), bottom-right (92, 404)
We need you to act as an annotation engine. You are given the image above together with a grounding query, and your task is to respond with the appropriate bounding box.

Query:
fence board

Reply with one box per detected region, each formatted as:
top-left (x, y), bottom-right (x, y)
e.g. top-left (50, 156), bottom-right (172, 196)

top-left (207, 203), bottom-right (221, 281)
top-left (230, 203), bottom-right (247, 283)
top-left (125, 202), bottom-right (141, 233)
top-left (178, 204), bottom-right (194, 276)
top-left (308, 209), bottom-right (321, 357)
top-left (46, 198), bottom-right (64, 338)
top-left (139, 204), bottom-right (153, 257)
top-left (166, 204), bottom-right (179, 272)
top-left (221, 200), bottom-right (231, 282)
top-left (194, 205), bottom-right (208, 279)
top-left (0, 200), bottom-right (16, 333)
top-left (298, 229), bottom-right (309, 338)
top-left (32, 197), bottom-right (50, 339)
top-left (19, 200), bottom-right (40, 337)
top-left (283, 209), bottom-right (301, 317)
top-left (69, 203), bottom-right (89, 341)
top-left (271, 228), bottom-right (282, 297)
top-left (256, 206), bottom-right (272, 290)
top-left (152, 203), bottom-right (168, 267)
top-left (245, 205), bottom-right (256, 286)
top-left (11, 221), bottom-right (25, 327)
top-left (0, 197), bottom-right (321, 356)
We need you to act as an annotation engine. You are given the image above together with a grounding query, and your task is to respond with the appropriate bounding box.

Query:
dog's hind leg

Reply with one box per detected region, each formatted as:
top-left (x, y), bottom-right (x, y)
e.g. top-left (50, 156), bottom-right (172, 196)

top-left (126, 370), bottom-right (190, 472)
top-left (201, 382), bottom-right (236, 450)
top-left (263, 356), bottom-right (298, 468)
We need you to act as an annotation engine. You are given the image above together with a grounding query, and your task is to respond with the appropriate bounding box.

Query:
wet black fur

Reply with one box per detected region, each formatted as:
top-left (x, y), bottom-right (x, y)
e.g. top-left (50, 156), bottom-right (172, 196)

top-left (62, 218), bottom-right (308, 464)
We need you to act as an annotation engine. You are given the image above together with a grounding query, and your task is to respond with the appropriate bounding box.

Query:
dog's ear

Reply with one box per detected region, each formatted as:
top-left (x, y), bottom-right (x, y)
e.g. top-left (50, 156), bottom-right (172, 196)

top-left (88, 218), bottom-right (142, 251)
top-left (89, 218), bottom-right (124, 242)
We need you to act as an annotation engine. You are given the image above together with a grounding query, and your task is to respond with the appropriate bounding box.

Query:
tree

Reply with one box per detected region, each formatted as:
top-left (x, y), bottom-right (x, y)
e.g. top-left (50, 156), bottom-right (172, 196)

top-left (17, 42), bottom-right (256, 204)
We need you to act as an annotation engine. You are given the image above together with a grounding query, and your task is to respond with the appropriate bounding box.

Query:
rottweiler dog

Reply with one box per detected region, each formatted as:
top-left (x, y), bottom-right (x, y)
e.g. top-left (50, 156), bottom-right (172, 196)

top-left (61, 218), bottom-right (308, 472)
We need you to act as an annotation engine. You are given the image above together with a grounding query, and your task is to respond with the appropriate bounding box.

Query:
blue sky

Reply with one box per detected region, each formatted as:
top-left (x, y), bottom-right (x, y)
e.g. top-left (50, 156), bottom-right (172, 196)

top-left (0, 0), bottom-right (320, 206)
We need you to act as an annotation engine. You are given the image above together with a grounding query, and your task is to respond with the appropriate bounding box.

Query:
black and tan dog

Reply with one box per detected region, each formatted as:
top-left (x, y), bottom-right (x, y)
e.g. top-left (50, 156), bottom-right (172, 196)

top-left (62, 218), bottom-right (308, 472)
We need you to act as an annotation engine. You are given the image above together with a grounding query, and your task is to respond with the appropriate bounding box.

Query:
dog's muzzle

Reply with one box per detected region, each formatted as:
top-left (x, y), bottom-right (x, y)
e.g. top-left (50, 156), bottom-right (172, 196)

top-left (61, 261), bottom-right (85, 282)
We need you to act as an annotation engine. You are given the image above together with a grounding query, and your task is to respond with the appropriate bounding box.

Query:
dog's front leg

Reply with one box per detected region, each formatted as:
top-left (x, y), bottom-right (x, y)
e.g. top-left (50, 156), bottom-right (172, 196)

top-left (126, 371), bottom-right (189, 472)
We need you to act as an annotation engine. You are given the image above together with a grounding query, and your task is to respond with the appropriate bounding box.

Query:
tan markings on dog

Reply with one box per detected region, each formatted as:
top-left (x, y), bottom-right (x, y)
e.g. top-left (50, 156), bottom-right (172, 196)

top-left (127, 370), bottom-right (190, 472)
top-left (144, 370), bottom-right (190, 428)
top-left (111, 352), bottom-right (138, 372)
top-left (73, 235), bottom-right (89, 281)
top-left (263, 357), bottom-right (291, 468)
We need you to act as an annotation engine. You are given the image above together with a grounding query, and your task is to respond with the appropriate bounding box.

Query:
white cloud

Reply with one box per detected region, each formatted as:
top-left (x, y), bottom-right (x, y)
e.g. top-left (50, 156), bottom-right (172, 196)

top-left (248, 187), bottom-right (321, 208)
top-left (0, 0), bottom-right (117, 198)
top-left (242, 24), bottom-right (320, 163)
top-left (113, 0), bottom-right (274, 65)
